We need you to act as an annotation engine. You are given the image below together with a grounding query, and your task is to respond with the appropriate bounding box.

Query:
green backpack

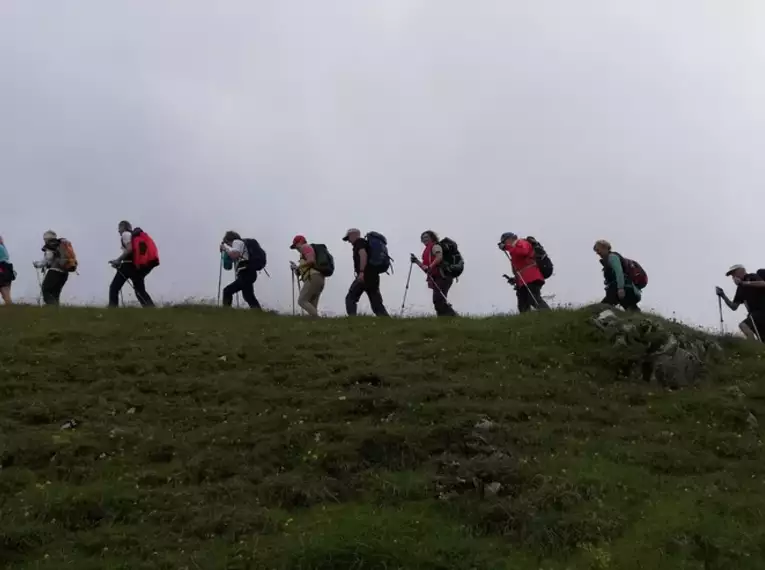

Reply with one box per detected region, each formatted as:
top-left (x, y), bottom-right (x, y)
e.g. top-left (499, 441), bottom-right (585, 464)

top-left (311, 244), bottom-right (335, 277)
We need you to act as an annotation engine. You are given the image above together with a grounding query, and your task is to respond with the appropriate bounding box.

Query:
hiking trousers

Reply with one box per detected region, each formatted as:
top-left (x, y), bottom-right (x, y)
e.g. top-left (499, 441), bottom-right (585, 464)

top-left (603, 285), bottom-right (640, 312)
top-left (223, 270), bottom-right (261, 309)
top-left (346, 270), bottom-right (389, 316)
top-left (298, 273), bottom-right (325, 317)
top-left (109, 263), bottom-right (155, 307)
top-left (430, 274), bottom-right (457, 317)
top-left (517, 279), bottom-right (549, 313)
top-left (42, 270), bottom-right (68, 305)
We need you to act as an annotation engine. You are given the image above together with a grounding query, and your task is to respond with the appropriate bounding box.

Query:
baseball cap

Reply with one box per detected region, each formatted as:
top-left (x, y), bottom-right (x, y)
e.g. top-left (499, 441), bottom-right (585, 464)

top-left (499, 232), bottom-right (517, 243)
top-left (290, 235), bottom-right (306, 249)
top-left (342, 228), bottom-right (360, 241)
top-left (726, 264), bottom-right (745, 276)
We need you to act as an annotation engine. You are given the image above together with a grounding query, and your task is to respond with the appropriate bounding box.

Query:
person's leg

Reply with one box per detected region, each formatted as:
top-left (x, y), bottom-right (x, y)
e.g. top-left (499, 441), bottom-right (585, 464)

top-left (364, 271), bottom-right (389, 317)
top-left (0, 284), bottom-right (11, 305)
top-left (432, 276), bottom-right (456, 317)
top-left (298, 275), bottom-right (322, 317)
top-left (109, 268), bottom-right (128, 307)
top-left (517, 286), bottom-right (530, 313)
top-left (528, 281), bottom-right (549, 310)
top-left (602, 286), bottom-right (619, 307)
top-left (345, 279), bottom-right (365, 316)
top-left (42, 271), bottom-right (60, 305)
top-left (742, 313), bottom-right (765, 342)
top-left (620, 288), bottom-right (641, 312)
top-left (239, 272), bottom-right (261, 309)
top-left (222, 276), bottom-right (243, 307)
top-left (53, 273), bottom-right (68, 303)
top-left (130, 267), bottom-right (155, 307)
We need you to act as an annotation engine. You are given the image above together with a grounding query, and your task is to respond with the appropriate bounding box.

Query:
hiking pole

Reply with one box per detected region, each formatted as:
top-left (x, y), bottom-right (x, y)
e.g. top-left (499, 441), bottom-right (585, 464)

top-left (717, 295), bottom-right (724, 335)
top-left (399, 261), bottom-right (414, 317)
top-left (217, 254), bottom-right (224, 306)
top-left (744, 301), bottom-right (762, 342)
top-left (426, 272), bottom-right (454, 309)
top-left (291, 263), bottom-right (296, 316)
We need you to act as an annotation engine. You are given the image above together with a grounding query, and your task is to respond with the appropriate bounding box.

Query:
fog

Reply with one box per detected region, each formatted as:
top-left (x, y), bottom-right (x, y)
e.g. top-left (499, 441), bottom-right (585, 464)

top-left (2, 1), bottom-right (764, 328)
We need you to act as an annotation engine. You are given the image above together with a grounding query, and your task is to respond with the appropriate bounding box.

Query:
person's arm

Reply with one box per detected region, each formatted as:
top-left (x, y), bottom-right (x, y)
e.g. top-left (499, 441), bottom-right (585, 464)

top-left (114, 233), bottom-right (133, 263)
top-left (608, 254), bottom-right (626, 290)
top-left (301, 245), bottom-right (316, 267)
top-left (740, 280), bottom-right (765, 289)
top-left (429, 244), bottom-right (443, 271)
top-left (35, 249), bottom-right (53, 269)
top-left (224, 239), bottom-right (245, 261)
top-left (357, 248), bottom-right (368, 276)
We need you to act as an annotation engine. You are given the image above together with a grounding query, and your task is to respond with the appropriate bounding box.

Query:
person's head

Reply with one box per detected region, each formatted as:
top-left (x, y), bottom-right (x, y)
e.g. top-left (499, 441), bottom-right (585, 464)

top-left (0, 235), bottom-right (4, 246)
top-left (342, 228), bottom-right (361, 245)
top-left (593, 239), bottom-right (612, 259)
top-left (420, 230), bottom-right (438, 246)
top-left (43, 230), bottom-right (58, 246)
top-left (726, 264), bottom-right (747, 281)
top-left (499, 232), bottom-right (518, 249)
top-left (118, 220), bottom-right (132, 234)
top-left (222, 231), bottom-right (241, 246)
top-left (290, 234), bottom-right (307, 250)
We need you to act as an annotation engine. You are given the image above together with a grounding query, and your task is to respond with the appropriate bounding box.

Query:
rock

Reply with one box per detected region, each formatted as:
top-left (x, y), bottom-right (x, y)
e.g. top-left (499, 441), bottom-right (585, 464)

top-left (724, 386), bottom-right (746, 400)
top-left (486, 481), bottom-right (502, 496)
top-left (474, 418), bottom-right (495, 431)
top-left (60, 419), bottom-right (78, 430)
top-left (747, 412), bottom-right (758, 430)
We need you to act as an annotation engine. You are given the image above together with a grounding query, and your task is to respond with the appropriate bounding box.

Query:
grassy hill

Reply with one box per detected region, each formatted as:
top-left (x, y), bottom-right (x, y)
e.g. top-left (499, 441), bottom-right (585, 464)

top-left (1, 306), bottom-right (765, 570)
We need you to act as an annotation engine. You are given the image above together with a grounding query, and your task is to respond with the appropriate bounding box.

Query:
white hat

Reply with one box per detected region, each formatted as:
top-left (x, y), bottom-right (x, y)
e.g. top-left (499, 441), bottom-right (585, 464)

top-left (726, 264), bottom-right (745, 276)
top-left (43, 230), bottom-right (57, 241)
top-left (342, 228), bottom-right (361, 241)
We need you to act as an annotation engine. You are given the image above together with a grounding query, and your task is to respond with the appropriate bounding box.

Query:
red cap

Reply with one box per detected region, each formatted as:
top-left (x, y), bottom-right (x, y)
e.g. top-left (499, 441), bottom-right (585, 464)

top-left (290, 235), bottom-right (306, 249)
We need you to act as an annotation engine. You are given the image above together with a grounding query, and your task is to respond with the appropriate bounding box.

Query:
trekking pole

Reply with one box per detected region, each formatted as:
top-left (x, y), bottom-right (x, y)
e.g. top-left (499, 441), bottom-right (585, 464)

top-left (426, 272), bottom-right (454, 309)
top-left (217, 254), bottom-right (223, 306)
top-left (717, 295), bottom-right (724, 335)
top-left (291, 264), bottom-right (296, 316)
top-left (744, 301), bottom-right (762, 342)
top-left (399, 261), bottom-right (414, 317)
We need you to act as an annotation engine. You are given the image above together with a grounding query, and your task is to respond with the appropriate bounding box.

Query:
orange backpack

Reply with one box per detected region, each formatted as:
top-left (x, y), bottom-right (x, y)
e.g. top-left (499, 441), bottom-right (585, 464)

top-left (58, 239), bottom-right (78, 273)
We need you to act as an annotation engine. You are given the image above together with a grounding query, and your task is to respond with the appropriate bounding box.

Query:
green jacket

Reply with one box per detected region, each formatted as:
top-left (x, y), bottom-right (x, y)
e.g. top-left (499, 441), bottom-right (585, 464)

top-left (601, 253), bottom-right (641, 298)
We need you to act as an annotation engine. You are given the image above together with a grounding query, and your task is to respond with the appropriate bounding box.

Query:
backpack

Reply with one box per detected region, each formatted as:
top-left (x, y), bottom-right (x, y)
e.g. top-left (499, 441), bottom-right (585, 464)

top-left (0, 261), bottom-right (15, 283)
top-left (526, 236), bottom-right (553, 280)
top-left (57, 239), bottom-right (78, 273)
top-left (311, 243), bottom-right (335, 277)
top-left (365, 231), bottom-right (391, 273)
top-left (243, 238), bottom-right (267, 271)
top-left (757, 269), bottom-right (765, 281)
top-left (438, 237), bottom-right (464, 278)
top-left (131, 228), bottom-right (160, 271)
top-left (617, 254), bottom-right (647, 289)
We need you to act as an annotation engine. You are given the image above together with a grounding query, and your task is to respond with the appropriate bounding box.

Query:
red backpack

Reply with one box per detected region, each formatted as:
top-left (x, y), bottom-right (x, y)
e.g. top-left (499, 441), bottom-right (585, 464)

top-left (623, 257), bottom-right (647, 289)
top-left (131, 228), bottom-right (159, 271)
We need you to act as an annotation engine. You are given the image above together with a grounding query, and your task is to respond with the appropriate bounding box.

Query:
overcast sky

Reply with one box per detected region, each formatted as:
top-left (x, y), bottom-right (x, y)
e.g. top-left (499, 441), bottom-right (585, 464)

top-left (1, 1), bottom-right (763, 328)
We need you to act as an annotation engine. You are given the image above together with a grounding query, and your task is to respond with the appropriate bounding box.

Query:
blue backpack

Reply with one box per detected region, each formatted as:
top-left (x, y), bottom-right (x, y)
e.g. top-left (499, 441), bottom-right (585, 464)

top-left (366, 231), bottom-right (391, 273)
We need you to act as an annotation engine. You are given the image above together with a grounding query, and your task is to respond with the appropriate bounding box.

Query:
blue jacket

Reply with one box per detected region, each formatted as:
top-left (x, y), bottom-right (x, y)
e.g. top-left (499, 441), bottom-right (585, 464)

top-left (0, 243), bottom-right (9, 264)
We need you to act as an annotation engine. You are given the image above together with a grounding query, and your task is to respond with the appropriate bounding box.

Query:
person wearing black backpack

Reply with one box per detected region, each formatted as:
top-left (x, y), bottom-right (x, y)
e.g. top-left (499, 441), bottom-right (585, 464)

top-left (411, 230), bottom-right (458, 317)
top-left (716, 264), bottom-right (765, 342)
top-left (219, 230), bottom-right (266, 310)
top-left (342, 228), bottom-right (390, 317)
top-left (499, 232), bottom-right (550, 313)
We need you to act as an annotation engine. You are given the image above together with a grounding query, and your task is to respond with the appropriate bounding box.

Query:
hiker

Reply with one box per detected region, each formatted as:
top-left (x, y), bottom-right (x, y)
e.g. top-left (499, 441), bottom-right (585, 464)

top-left (108, 221), bottom-right (157, 308)
top-left (500, 232), bottom-right (550, 313)
top-left (289, 235), bottom-right (327, 317)
top-left (33, 230), bottom-right (77, 305)
top-left (219, 231), bottom-right (267, 310)
top-left (716, 265), bottom-right (765, 342)
top-left (411, 230), bottom-right (458, 317)
top-left (0, 235), bottom-right (14, 305)
top-left (593, 240), bottom-right (642, 312)
top-left (342, 228), bottom-right (390, 317)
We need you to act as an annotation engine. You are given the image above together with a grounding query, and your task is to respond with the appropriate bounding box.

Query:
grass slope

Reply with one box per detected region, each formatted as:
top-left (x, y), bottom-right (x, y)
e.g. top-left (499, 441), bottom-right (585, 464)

top-left (1, 306), bottom-right (765, 570)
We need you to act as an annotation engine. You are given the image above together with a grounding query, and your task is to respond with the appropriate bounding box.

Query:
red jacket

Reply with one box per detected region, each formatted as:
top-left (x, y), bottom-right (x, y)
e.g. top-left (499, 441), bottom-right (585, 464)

top-left (505, 239), bottom-right (544, 284)
top-left (422, 243), bottom-right (438, 288)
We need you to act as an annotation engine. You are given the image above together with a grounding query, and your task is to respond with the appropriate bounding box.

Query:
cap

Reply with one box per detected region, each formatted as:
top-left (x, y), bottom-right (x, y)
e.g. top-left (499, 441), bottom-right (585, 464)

top-left (726, 264), bottom-right (745, 276)
top-left (43, 230), bottom-right (58, 241)
top-left (290, 234), bottom-right (306, 249)
top-left (499, 232), bottom-right (517, 243)
top-left (342, 228), bottom-right (360, 242)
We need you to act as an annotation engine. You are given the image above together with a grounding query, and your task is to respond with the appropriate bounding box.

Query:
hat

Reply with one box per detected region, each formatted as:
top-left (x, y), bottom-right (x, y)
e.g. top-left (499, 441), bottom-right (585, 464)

top-left (342, 228), bottom-right (360, 242)
top-left (290, 234), bottom-right (306, 249)
top-left (43, 230), bottom-right (58, 241)
top-left (499, 232), bottom-right (517, 243)
top-left (726, 264), bottom-right (745, 276)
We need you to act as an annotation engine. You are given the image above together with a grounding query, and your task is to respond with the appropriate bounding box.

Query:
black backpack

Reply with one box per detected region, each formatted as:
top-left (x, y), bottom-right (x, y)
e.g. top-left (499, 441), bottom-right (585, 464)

top-left (311, 243), bottom-right (335, 277)
top-left (365, 231), bottom-right (391, 273)
top-left (243, 238), bottom-right (267, 271)
top-left (439, 237), bottom-right (464, 278)
top-left (757, 269), bottom-right (765, 281)
top-left (526, 236), bottom-right (553, 280)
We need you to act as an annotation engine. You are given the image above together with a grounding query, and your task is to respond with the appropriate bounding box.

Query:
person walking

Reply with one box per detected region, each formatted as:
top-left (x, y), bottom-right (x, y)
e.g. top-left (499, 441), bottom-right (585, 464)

top-left (220, 231), bottom-right (266, 309)
top-left (500, 232), bottom-right (550, 313)
top-left (342, 228), bottom-right (390, 317)
top-left (593, 240), bottom-right (642, 312)
top-left (290, 234), bottom-right (326, 317)
top-left (716, 264), bottom-right (765, 342)
top-left (33, 230), bottom-right (77, 305)
top-left (412, 230), bottom-right (458, 317)
top-left (0, 235), bottom-right (14, 305)
top-left (108, 221), bottom-right (157, 308)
